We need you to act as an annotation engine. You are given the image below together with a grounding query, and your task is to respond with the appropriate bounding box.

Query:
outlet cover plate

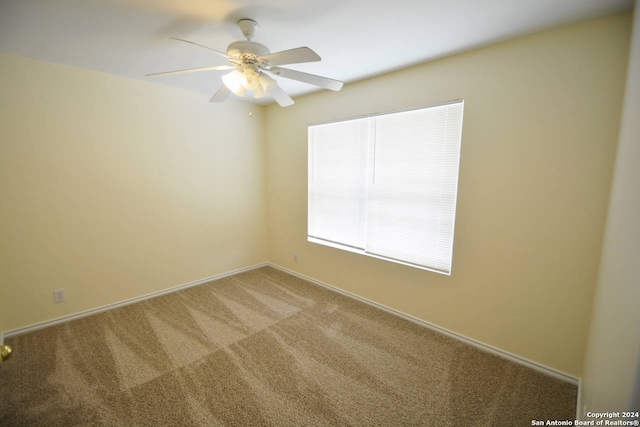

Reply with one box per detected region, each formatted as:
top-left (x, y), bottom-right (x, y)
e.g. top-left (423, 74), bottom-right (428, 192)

top-left (53, 289), bottom-right (66, 303)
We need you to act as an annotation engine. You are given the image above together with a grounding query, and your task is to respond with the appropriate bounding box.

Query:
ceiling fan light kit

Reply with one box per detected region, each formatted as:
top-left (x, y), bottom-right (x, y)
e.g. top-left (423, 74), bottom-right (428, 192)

top-left (146, 19), bottom-right (343, 107)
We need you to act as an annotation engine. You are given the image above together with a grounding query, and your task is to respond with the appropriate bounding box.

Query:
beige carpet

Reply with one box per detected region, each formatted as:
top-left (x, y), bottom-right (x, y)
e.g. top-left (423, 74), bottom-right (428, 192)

top-left (0, 266), bottom-right (576, 426)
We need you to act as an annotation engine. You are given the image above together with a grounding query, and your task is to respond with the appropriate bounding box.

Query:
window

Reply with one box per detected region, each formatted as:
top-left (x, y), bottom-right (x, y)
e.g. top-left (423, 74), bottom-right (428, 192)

top-left (308, 100), bottom-right (464, 275)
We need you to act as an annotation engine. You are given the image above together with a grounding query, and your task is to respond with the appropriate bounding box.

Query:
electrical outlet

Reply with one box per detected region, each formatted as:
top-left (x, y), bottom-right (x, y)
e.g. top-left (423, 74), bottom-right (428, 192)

top-left (53, 289), bottom-right (66, 304)
top-left (294, 252), bottom-right (299, 262)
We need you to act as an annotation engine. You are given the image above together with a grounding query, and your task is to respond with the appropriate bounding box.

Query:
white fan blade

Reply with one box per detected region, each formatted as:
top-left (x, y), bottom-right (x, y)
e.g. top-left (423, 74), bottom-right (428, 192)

top-left (270, 67), bottom-right (343, 91)
top-left (210, 85), bottom-right (231, 103)
top-left (267, 83), bottom-right (294, 107)
top-left (146, 65), bottom-right (234, 77)
top-left (260, 47), bottom-right (320, 66)
top-left (170, 37), bottom-right (230, 60)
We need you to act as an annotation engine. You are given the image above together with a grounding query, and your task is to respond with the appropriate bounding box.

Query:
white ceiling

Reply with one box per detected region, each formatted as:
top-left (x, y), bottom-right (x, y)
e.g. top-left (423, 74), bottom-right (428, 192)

top-left (0, 0), bottom-right (634, 105)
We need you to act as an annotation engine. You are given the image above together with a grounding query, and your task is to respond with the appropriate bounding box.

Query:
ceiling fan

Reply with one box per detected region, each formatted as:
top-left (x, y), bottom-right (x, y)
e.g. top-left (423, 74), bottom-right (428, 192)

top-left (146, 19), bottom-right (343, 107)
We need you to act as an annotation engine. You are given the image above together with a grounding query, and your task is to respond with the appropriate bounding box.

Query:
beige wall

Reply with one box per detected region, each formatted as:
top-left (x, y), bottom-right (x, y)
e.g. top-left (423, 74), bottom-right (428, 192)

top-left (265, 13), bottom-right (631, 377)
top-left (582, 3), bottom-right (640, 413)
top-left (0, 52), bottom-right (268, 332)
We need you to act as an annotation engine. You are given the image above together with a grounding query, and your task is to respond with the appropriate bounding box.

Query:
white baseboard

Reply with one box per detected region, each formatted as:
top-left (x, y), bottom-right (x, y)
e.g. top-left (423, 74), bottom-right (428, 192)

top-left (269, 263), bottom-right (580, 386)
top-left (3, 261), bottom-right (580, 387)
top-left (3, 262), bottom-right (269, 339)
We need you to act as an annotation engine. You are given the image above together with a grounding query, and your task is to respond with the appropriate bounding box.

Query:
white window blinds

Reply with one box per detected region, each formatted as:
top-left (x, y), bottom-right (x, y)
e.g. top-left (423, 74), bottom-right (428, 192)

top-left (308, 100), bottom-right (464, 274)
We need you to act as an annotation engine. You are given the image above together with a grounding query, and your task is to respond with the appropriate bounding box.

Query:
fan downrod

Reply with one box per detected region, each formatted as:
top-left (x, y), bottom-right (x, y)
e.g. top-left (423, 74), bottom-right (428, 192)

top-left (238, 19), bottom-right (259, 41)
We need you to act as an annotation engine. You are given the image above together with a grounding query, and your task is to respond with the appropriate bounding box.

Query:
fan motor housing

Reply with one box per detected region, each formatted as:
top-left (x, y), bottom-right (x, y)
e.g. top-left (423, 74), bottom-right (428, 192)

top-left (227, 41), bottom-right (270, 59)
